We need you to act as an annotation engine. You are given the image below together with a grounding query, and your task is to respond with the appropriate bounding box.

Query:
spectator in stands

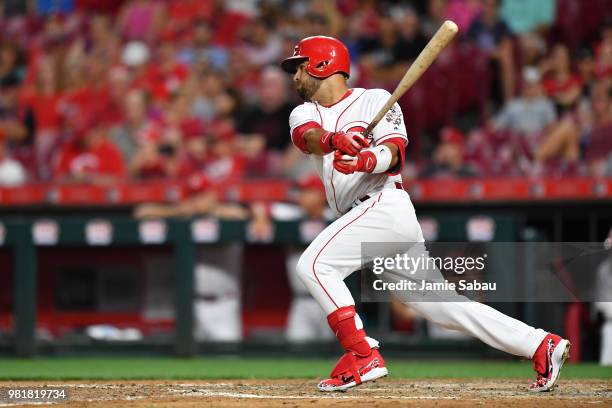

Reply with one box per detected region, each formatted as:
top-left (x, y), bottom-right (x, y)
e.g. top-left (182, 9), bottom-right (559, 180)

top-left (241, 18), bottom-right (283, 69)
top-left (540, 44), bottom-right (582, 115)
top-left (594, 21), bottom-right (612, 75)
top-left (53, 111), bottom-right (127, 184)
top-left (130, 125), bottom-right (182, 180)
top-left (467, 0), bottom-right (515, 103)
top-left (134, 124), bottom-right (247, 220)
top-left (535, 80), bottom-right (611, 176)
top-left (0, 130), bottom-right (26, 186)
top-left (117, 0), bottom-right (163, 43)
top-left (0, 73), bottom-right (30, 145)
top-left (493, 67), bottom-right (556, 136)
top-left (190, 71), bottom-right (225, 123)
top-left (196, 124), bottom-right (245, 185)
top-left (142, 31), bottom-right (189, 105)
top-left (226, 47), bottom-right (261, 102)
top-left (36, 0), bottom-right (74, 15)
top-left (393, 8), bottom-right (428, 65)
top-left (0, 0), bottom-right (30, 16)
top-left (0, 41), bottom-right (25, 86)
top-left (165, 0), bottom-right (213, 34)
top-left (351, 13), bottom-right (395, 88)
top-left (176, 119), bottom-right (207, 177)
top-left (238, 66), bottom-right (294, 176)
top-left (88, 13), bottom-right (121, 65)
top-left (422, 0), bottom-right (448, 39)
top-left (500, 0), bottom-right (555, 34)
top-left (518, 32), bottom-right (547, 67)
top-left (576, 48), bottom-right (596, 98)
top-left (0, 0), bottom-right (609, 185)
top-left (22, 54), bottom-right (63, 180)
top-left (105, 66), bottom-right (131, 127)
top-left (581, 81), bottom-right (612, 177)
top-left (177, 20), bottom-right (229, 71)
top-left (307, 0), bottom-right (342, 37)
top-left (111, 89), bottom-right (154, 167)
top-left (300, 12), bottom-right (331, 39)
top-left (420, 127), bottom-right (479, 178)
top-left (446, 0), bottom-right (483, 33)
top-left (491, 66), bottom-right (557, 170)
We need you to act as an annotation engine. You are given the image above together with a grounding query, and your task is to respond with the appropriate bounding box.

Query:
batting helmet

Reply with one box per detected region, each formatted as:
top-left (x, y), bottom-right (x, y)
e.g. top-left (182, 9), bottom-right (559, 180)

top-left (281, 36), bottom-right (350, 79)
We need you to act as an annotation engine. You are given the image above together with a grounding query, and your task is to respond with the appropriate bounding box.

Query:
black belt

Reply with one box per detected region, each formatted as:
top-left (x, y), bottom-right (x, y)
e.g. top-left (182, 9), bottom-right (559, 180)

top-left (356, 182), bottom-right (404, 203)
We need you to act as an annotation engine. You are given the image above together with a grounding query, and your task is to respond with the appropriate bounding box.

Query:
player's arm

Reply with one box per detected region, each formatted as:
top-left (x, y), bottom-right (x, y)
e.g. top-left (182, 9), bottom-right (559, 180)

top-left (290, 104), bottom-right (369, 157)
top-left (333, 91), bottom-right (408, 175)
top-left (293, 124), bottom-right (370, 156)
top-left (333, 140), bottom-right (404, 175)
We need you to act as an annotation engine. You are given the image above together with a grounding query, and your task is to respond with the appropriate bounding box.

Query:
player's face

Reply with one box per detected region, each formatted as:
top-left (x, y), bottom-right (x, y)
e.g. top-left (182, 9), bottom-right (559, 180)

top-left (293, 62), bottom-right (322, 101)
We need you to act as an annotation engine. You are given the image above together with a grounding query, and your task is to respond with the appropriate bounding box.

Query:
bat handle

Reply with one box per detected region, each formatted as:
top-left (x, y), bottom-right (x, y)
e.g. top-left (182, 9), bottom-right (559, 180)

top-left (363, 123), bottom-right (375, 138)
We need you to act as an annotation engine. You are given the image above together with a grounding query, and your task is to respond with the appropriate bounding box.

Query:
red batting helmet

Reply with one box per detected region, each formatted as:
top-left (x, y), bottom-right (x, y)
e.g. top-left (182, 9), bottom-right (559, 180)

top-left (281, 36), bottom-right (350, 79)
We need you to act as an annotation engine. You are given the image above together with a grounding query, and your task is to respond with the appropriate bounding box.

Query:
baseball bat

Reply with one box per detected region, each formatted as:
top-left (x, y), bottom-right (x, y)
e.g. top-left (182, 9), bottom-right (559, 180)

top-left (363, 20), bottom-right (459, 137)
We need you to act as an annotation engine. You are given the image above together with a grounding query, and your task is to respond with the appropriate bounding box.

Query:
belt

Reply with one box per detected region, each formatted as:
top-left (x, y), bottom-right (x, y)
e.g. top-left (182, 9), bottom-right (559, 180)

top-left (352, 182), bottom-right (404, 208)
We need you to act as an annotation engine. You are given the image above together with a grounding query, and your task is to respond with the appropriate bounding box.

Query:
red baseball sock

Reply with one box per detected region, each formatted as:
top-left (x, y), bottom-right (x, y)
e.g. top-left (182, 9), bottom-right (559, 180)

top-left (327, 306), bottom-right (372, 357)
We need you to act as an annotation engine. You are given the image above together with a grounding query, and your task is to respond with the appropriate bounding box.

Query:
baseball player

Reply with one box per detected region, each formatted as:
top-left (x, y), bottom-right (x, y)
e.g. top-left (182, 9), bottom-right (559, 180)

top-left (281, 36), bottom-right (570, 392)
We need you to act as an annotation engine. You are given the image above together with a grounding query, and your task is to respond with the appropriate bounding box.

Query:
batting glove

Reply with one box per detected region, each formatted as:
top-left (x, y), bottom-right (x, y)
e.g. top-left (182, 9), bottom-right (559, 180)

top-left (320, 131), bottom-right (370, 155)
top-left (333, 144), bottom-right (393, 174)
top-left (333, 150), bottom-right (375, 174)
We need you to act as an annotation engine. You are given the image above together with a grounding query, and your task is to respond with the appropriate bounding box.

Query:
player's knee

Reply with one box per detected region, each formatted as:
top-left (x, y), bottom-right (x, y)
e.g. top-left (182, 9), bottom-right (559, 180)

top-left (295, 252), bottom-right (314, 285)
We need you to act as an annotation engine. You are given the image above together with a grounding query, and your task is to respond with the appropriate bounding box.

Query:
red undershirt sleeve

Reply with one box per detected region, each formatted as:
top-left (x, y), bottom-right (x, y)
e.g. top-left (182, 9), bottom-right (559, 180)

top-left (291, 121), bottom-right (321, 154)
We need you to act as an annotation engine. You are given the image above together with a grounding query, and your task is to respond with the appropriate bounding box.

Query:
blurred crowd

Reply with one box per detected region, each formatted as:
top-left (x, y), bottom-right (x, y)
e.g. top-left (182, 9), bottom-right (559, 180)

top-left (0, 0), bottom-right (611, 188)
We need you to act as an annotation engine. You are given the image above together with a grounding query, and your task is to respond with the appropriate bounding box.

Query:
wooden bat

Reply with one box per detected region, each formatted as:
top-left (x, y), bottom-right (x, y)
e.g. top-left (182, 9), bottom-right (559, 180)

top-left (363, 20), bottom-right (459, 137)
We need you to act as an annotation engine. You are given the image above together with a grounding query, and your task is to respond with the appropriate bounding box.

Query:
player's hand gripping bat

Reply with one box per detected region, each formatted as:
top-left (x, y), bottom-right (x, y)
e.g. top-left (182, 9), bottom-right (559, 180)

top-left (363, 20), bottom-right (459, 138)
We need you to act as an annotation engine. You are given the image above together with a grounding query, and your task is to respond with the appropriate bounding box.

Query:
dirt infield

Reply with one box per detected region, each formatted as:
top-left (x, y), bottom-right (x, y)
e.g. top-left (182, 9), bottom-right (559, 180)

top-left (1, 379), bottom-right (610, 407)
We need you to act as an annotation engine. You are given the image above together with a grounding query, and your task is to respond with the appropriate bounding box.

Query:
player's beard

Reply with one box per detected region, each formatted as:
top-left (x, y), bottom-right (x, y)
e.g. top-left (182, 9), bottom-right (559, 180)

top-left (296, 74), bottom-right (322, 101)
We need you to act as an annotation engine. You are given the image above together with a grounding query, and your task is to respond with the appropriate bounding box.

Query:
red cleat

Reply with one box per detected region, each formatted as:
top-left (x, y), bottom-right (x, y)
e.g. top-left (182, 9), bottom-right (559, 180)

top-left (529, 333), bottom-right (571, 392)
top-left (318, 348), bottom-right (388, 392)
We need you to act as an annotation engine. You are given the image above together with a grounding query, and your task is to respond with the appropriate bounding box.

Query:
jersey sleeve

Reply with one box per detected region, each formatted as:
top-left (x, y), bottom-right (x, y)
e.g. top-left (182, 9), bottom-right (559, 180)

top-left (365, 89), bottom-right (408, 146)
top-left (366, 89), bottom-right (408, 175)
top-left (289, 103), bottom-right (322, 154)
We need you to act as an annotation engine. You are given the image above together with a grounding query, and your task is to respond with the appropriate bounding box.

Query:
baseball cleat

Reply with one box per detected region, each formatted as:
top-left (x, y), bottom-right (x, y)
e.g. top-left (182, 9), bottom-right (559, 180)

top-left (318, 349), bottom-right (388, 392)
top-left (529, 333), bottom-right (571, 392)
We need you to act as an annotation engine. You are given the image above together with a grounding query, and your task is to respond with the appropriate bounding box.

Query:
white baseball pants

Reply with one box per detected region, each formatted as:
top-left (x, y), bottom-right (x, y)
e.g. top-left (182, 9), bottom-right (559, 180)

top-left (295, 187), bottom-right (547, 359)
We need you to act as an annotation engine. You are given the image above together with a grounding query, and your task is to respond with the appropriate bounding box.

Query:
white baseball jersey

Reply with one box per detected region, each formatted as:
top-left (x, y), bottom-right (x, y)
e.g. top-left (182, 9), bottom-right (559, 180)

top-left (288, 89), bottom-right (550, 364)
top-left (289, 88), bottom-right (408, 216)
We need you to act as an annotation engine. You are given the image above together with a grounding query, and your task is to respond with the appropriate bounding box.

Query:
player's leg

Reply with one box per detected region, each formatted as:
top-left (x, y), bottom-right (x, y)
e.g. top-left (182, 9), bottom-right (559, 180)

top-left (295, 201), bottom-right (382, 391)
top-left (295, 191), bottom-right (421, 391)
top-left (383, 188), bottom-right (570, 391)
top-left (407, 301), bottom-right (547, 357)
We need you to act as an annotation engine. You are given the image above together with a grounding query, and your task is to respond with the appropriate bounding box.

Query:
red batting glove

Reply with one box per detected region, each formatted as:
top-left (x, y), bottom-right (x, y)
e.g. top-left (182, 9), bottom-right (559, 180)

top-left (333, 150), bottom-right (377, 174)
top-left (320, 131), bottom-right (370, 155)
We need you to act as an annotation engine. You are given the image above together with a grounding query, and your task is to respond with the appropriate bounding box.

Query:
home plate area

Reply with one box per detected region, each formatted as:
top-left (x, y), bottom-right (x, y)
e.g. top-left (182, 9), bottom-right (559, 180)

top-left (3, 380), bottom-right (610, 407)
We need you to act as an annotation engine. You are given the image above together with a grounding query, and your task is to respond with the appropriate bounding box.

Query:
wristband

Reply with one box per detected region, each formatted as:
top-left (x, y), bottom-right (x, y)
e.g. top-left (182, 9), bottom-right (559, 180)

top-left (366, 144), bottom-right (393, 173)
top-left (319, 131), bottom-right (334, 154)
